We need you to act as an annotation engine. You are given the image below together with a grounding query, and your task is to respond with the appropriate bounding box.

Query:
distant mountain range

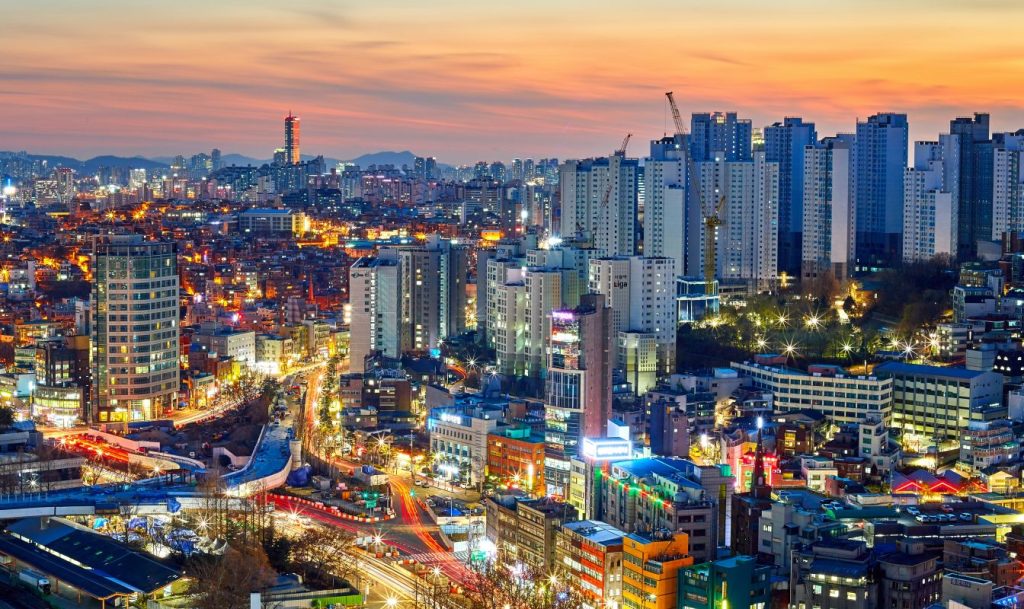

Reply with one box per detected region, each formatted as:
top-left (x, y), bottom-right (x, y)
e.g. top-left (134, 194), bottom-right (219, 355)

top-left (0, 152), bottom-right (168, 174)
top-left (2, 149), bottom-right (440, 174)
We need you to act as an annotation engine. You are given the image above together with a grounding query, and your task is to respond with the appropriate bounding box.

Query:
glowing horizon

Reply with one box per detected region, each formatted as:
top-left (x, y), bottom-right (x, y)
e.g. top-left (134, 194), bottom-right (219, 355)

top-left (3, 0), bottom-right (1024, 164)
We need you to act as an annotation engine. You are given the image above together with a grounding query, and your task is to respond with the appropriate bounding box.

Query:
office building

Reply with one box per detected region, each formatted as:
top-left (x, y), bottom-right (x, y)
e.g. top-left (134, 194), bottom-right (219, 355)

top-left (678, 555), bottom-right (771, 609)
top-left (765, 117), bottom-right (817, 275)
top-left (545, 294), bottom-right (613, 496)
top-left (875, 361), bottom-right (1004, 444)
top-left (238, 208), bottom-right (308, 237)
top-left (730, 360), bottom-right (892, 425)
top-left (903, 139), bottom-right (956, 262)
top-left (285, 111), bottom-right (300, 165)
top-left (486, 426), bottom-right (546, 496)
top-left (695, 152), bottom-right (779, 292)
top-left (486, 495), bottom-right (577, 571)
top-left (854, 113), bottom-right (909, 269)
top-left (689, 112), bottom-right (752, 162)
top-left (348, 255), bottom-right (402, 372)
top-left (556, 520), bottom-right (626, 609)
top-left (427, 393), bottom-right (505, 486)
top-left (559, 155), bottom-right (639, 257)
top-left (622, 531), bottom-right (694, 609)
top-left (91, 235), bottom-right (179, 422)
top-left (950, 113), bottom-right (994, 260)
top-left (802, 135), bottom-right (854, 281)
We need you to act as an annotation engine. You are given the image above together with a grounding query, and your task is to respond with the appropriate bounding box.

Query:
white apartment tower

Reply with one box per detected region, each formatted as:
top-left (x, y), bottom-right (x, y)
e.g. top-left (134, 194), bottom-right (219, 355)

top-left (348, 254), bottom-right (402, 372)
top-left (802, 135), bottom-right (854, 281)
top-left (696, 152), bottom-right (779, 291)
top-left (643, 136), bottom-right (688, 275)
top-left (589, 256), bottom-right (676, 375)
top-left (559, 155), bottom-right (639, 257)
top-left (903, 139), bottom-right (955, 262)
top-left (993, 132), bottom-right (1024, 241)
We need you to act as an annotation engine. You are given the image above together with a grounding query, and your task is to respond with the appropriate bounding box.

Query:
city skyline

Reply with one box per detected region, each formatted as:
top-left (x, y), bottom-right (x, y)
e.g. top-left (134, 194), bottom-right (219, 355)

top-left (4, 0), bottom-right (1024, 163)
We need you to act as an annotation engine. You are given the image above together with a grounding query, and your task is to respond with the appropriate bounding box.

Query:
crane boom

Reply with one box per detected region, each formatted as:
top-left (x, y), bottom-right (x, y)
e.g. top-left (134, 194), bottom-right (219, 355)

top-left (666, 91), bottom-right (686, 136)
top-left (602, 134), bottom-right (632, 208)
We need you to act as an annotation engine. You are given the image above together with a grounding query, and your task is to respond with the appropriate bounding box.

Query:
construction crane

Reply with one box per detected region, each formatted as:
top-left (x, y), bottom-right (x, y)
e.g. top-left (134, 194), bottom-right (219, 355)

top-left (666, 91), bottom-right (724, 296)
top-left (601, 133), bottom-right (632, 208)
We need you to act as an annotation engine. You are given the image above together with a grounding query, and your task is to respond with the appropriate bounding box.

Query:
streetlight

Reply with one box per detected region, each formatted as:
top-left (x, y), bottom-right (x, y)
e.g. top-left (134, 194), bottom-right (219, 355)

top-left (385, 596), bottom-right (398, 609)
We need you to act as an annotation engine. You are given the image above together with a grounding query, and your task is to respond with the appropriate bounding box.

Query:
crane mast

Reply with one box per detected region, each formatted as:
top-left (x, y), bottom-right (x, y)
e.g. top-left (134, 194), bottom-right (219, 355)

top-left (665, 91), bottom-right (722, 297)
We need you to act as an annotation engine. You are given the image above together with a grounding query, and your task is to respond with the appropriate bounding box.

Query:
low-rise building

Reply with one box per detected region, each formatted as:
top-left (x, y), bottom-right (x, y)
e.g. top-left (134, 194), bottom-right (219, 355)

top-left (677, 555), bottom-right (771, 609)
top-left (428, 393), bottom-right (505, 485)
top-left (875, 361), bottom-right (1005, 444)
top-left (730, 360), bottom-right (892, 425)
top-left (486, 425), bottom-right (546, 496)
top-left (600, 458), bottom-right (732, 562)
top-left (790, 539), bottom-right (878, 609)
top-left (556, 520), bottom-right (626, 609)
top-left (622, 531), bottom-right (694, 609)
top-left (959, 419), bottom-right (1021, 474)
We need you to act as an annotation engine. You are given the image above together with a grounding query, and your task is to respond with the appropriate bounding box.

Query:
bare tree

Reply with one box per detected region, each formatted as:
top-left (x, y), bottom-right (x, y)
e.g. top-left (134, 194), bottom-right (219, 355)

top-left (187, 539), bottom-right (277, 609)
top-left (461, 561), bottom-right (586, 609)
top-left (289, 525), bottom-right (363, 589)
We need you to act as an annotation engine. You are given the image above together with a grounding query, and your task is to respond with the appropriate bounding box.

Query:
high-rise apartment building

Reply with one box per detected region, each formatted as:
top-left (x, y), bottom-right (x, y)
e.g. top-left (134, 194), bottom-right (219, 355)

top-left (689, 112), bottom-right (753, 163)
top-left (992, 131), bottom-right (1024, 243)
top-left (644, 136), bottom-right (688, 275)
top-left (950, 113), bottom-right (994, 260)
top-left (91, 235), bottom-right (179, 423)
top-left (903, 139), bottom-right (956, 262)
top-left (588, 256), bottom-right (676, 374)
top-left (854, 113), bottom-right (908, 269)
top-left (765, 118), bottom-right (817, 275)
top-left (802, 135), bottom-right (854, 281)
top-left (348, 254), bottom-right (401, 372)
top-left (559, 154), bottom-right (639, 257)
top-left (284, 111), bottom-right (300, 165)
top-left (695, 152), bottom-right (779, 291)
top-left (545, 293), bottom-right (612, 496)
top-left (384, 235), bottom-right (468, 353)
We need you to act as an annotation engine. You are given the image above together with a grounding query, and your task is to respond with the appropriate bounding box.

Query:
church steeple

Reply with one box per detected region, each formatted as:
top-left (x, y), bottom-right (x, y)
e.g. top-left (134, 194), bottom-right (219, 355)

top-left (752, 416), bottom-right (771, 499)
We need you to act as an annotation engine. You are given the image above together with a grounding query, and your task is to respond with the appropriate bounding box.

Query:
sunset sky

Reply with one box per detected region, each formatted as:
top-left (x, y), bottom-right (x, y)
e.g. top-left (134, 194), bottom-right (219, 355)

top-left (3, 0), bottom-right (1024, 163)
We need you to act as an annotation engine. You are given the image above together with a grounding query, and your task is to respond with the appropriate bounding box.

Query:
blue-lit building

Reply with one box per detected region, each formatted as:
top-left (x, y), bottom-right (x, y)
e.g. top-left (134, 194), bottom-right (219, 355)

top-left (854, 113), bottom-right (908, 270)
top-left (765, 118), bottom-right (817, 274)
top-left (951, 113), bottom-right (995, 261)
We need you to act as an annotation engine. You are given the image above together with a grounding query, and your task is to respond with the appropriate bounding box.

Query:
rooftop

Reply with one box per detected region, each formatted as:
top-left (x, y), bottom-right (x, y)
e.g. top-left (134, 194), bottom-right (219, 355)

top-left (561, 520), bottom-right (627, 546)
top-left (875, 361), bottom-right (992, 380)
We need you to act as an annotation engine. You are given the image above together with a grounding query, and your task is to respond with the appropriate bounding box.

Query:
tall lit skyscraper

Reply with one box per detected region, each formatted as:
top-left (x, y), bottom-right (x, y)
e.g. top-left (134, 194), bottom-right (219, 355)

top-left (853, 113), bottom-right (908, 269)
top-left (950, 113), bottom-right (994, 261)
top-left (765, 118), bottom-right (817, 274)
top-left (91, 235), bottom-right (179, 423)
top-left (285, 111), bottom-right (301, 165)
